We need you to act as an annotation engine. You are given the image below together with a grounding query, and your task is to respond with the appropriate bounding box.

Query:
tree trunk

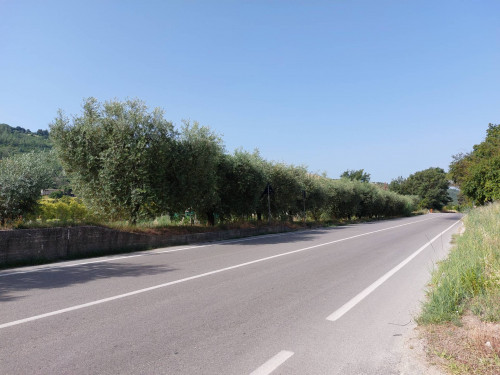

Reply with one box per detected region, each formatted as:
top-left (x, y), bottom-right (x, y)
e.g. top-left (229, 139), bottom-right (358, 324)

top-left (207, 211), bottom-right (215, 226)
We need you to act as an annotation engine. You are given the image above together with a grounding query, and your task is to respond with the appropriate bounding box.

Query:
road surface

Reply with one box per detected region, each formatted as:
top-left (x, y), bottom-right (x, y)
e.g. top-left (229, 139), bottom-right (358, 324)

top-left (0, 213), bottom-right (461, 374)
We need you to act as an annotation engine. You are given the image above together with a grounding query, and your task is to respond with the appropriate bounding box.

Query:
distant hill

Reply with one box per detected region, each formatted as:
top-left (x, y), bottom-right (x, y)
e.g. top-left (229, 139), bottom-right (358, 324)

top-left (0, 123), bottom-right (52, 159)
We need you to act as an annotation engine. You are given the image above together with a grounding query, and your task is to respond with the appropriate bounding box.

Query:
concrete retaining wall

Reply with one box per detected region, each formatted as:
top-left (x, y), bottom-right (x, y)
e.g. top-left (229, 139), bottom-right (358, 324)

top-left (0, 224), bottom-right (294, 267)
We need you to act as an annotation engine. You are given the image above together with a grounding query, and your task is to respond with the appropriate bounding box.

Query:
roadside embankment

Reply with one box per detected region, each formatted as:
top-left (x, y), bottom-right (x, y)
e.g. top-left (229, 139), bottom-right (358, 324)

top-left (418, 202), bottom-right (500, 374)
top-left (0, 224), bottom-right (294, 268)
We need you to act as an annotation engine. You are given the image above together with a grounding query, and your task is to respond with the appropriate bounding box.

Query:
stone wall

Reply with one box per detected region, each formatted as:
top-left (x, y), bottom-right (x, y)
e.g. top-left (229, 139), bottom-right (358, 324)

top-left (0, 224), bottom-right (293, 267)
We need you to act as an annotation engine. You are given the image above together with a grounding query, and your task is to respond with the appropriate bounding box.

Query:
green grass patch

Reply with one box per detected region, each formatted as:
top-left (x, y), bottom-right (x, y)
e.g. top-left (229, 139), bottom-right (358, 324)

top-left (418, 202), bottom-right (500, 324)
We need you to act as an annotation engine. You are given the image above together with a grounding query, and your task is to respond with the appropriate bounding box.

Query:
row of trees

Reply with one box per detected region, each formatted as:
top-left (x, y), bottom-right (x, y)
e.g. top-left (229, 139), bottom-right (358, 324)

top-left (15, 98), bottom-right (489, 226)
top-left (387, 123), bottom-right (500, 209)
top-left (49, 98), bottom-right (417, 224)
top-left (8, 98), bottom-right (493, 226)
top-left (448, 124), bottom-right (499, 205)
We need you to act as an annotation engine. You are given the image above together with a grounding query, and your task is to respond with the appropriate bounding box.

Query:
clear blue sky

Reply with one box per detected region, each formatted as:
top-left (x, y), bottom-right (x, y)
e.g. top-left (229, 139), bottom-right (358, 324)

top-left (1, 0), bottom-right (499, 182)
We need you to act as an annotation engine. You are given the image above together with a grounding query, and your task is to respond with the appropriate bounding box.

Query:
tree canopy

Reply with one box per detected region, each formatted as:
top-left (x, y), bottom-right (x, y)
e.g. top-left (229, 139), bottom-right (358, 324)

top-left (340, 169), bottom-right (371, 183)
top-left (48, 97), bottom-right (417, 225)
top-left (389, 168), bottom-right (451, 210)
top-left (449, 124), bottom-right (500, 204)
top-left (170, 121), bottom-right (225, 224)
top-left (0, 151), bottom-right (59, 224)
top-left (50, 98), bottom-right (177, 223)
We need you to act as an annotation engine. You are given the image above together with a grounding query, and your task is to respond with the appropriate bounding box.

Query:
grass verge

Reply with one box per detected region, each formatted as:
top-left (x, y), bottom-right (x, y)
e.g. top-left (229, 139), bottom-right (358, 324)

top-left (2, 209), bottom-right (425, 233)
top-left (417, 202), bottom-right (500, 374)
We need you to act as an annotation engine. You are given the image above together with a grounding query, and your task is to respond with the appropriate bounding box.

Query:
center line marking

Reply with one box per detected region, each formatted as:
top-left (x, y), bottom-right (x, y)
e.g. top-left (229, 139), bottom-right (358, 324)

top-left (250, 350), bottom-right (294, 375)
top-left (326, 219), bottom-right (461, 322)
top-left (0, 216), bottom-right (438, 329)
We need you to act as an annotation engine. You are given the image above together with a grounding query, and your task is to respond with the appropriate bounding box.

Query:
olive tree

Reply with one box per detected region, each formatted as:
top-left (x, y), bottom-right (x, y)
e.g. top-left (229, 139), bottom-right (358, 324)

top-left (217, 149), bottom-right (267, 221)
top-left (263, 163), bottom-right (308, 221)
top-left (169, 121), bottom-right (225, 225)
top-left (0, 151), bottom-right (58, 225)
top-left (50, 98), bottom-right (177, 223)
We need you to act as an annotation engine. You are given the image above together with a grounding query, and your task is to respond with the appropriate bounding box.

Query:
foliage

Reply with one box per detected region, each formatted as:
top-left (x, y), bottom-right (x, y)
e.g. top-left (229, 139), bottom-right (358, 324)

top-left (47, 97), bottom-right (419, 226)
top-left (302, 174), bottom-right (329, 221)
top-left (449, 124), bottom-right (500, 205)
top-left (0, 151), bottom-right (59, 224)
top-left (36, 196), bottom-right (91, 223)
top-left (265, 162), bottom-right (308, 221)
top-left (325, 179), bottom-right (416, 220)
top-left (169, 121), bottom-right (225, 225)
top-left (50, 98), bottom-right (177, 223)
top-left (50, 99), bottom-right (227, 225)
top-left (0, 123), bottom-right (52, 159)
top-left (418, 202), bottom-right (500, 324)
top-left (389, 167), bottom-right (451, 210)
top-left (48, 190), bottom-right (64, 199)
top-left (213, 155), bottom-right (414, 223)
top-left (326, 179), bottom-right (360, 219)
top-left (388, 176), bottom-right (405, 195)
top-left (340, 168), bottom-right (371, 182)
top-left (217, 149), bottom-right (267, 220)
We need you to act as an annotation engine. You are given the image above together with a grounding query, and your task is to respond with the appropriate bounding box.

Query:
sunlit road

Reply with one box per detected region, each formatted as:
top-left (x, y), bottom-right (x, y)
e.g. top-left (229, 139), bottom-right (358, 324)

top-left (0, 213), bottom-right (461, 374)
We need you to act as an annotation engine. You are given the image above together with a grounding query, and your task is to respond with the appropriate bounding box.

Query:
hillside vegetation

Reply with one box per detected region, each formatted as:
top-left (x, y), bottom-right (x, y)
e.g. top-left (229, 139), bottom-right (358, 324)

top-left (0, 123), bottom-right (52, 159)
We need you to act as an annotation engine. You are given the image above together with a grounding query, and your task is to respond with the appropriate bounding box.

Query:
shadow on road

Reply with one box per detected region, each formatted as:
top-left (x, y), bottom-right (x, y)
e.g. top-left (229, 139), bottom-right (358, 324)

top-left (221, 226), bottom-right (351, 246)
top-left (0, 262), bottom-right (175, 302)
top-left (437, 213), bottom-right (463, 221)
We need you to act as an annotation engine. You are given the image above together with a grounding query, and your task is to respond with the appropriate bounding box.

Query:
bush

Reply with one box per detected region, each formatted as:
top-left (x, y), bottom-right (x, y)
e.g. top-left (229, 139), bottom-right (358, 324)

top-left (37, 196), bottom-right (91, 223)
top-left (48, 191), bottom-right (64, 199)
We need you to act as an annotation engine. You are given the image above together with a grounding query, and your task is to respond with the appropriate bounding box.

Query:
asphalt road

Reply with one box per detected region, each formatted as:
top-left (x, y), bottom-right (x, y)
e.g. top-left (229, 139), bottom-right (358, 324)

top-left (0, 213), bottom-right (462, 374)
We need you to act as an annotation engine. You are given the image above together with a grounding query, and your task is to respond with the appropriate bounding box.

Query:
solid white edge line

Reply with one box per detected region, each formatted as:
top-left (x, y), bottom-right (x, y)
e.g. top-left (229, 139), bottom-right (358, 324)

top-left (249, 350), bottom-right (294, 375)
top-left (326, 219), bottom-right (461, 322)
top-left (0, 216), bottom-right (441, 329)
top-left (0, 233), bottom-right (292, 277)
top-left (0, 229), bottom-right (313, 277)
top-left (0, 216), bottom-right (436, 278)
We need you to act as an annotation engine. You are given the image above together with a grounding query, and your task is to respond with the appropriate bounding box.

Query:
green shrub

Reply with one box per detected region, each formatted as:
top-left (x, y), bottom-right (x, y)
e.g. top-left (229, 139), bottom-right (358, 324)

top-left (48, 190), bottom-right (64, 199)
top-left (37, 196), bottom-right (91, 223)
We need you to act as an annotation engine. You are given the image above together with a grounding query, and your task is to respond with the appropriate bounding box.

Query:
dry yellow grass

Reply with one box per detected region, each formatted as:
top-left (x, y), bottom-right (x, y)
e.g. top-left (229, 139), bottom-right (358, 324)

top-left (421, 314), bottom-right (500, 374)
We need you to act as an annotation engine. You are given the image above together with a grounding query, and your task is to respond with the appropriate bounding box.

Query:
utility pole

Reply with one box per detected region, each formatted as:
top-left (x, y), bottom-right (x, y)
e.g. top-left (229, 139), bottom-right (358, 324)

top-left (302, 190), bottom-right (306, 223)
top-left (267, 183), bottom-right (271, 224)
